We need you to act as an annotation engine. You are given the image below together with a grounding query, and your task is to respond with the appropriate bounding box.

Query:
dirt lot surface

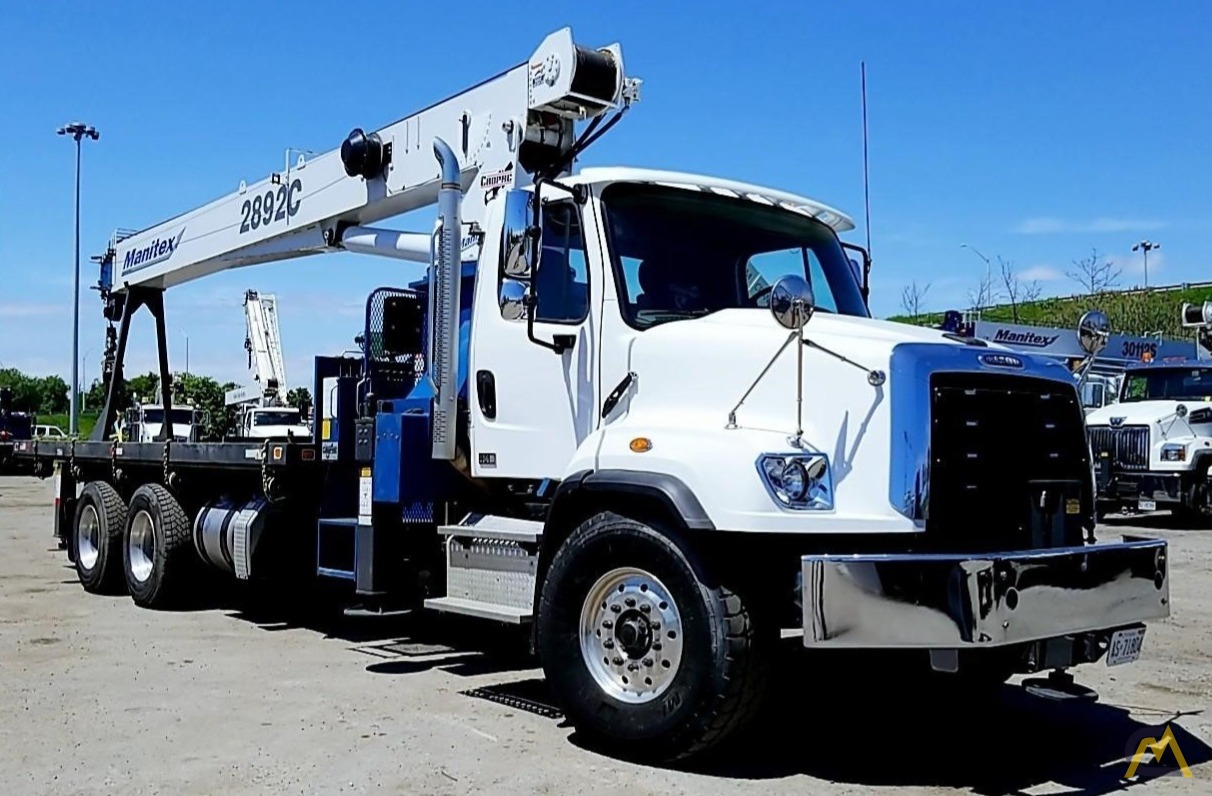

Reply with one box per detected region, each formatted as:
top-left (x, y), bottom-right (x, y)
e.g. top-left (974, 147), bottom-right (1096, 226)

top-left (2, 475), bottom-right (1210, 795)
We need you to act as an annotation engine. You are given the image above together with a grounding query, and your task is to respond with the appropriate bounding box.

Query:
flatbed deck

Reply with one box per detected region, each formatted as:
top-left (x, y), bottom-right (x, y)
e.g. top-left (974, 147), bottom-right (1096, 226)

top-left (12, 438), bottom-right (318, 471)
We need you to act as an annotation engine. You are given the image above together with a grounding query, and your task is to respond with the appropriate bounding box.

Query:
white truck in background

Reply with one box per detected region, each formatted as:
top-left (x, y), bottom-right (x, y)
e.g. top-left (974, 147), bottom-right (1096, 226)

top-left (1088, 301), bottom-right (1212, 520)
top-left (119, 401), bottom-right (205, 443)
top-left (225, 290), bottom-right (311, 440)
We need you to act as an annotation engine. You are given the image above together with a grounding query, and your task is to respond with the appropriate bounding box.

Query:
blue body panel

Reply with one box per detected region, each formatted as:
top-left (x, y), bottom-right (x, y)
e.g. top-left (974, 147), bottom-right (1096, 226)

top-left (372, 263), bottom-right (476, 511)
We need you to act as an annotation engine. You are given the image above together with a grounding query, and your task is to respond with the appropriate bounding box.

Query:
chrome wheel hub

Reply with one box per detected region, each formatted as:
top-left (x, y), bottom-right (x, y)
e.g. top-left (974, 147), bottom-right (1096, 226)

top-left (579, 567), bottom-right (684, 704)
top-left (128, 510), bottom-right (156, 584)
top-left (77, 504), bottom-right (101, 571)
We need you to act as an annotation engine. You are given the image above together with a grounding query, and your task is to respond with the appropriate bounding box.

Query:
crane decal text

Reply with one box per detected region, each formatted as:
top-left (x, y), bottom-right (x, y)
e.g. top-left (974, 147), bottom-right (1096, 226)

top-left (240, 178), bottom-right (303, 234)
top-left (122, 228), bottom-right (186, 275)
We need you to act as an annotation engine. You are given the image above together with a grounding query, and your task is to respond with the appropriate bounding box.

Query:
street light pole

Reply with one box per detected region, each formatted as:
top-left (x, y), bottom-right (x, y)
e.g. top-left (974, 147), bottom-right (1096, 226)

top-left (57, 122), bottom-right (100, 437)
top-left (182, 331), bottom-right (190, 375)
top-left (1132, 240), bottom-right (1159, 288)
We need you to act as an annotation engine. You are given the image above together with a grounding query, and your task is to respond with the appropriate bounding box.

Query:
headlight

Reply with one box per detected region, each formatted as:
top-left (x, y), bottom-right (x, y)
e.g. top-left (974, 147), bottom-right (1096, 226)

top-left (1161, 444), bottom-right (1187, 462)
top-left (757, 453), bottom-right (833, 510)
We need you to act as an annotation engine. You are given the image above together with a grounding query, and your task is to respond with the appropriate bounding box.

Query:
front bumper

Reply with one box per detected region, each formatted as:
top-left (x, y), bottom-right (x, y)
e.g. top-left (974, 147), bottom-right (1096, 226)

top-left (1095, 466), bottom-right (1183, 507)
top-left (802, 536), bottom-right (1169, 648)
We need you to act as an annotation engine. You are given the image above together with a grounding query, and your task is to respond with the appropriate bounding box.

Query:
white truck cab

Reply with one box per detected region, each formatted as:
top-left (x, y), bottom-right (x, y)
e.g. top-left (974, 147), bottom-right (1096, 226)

top-left (120, 403), bottom-right (204, 443)
top-left (235, 406), bottom-right (310, 440)
top-left (1087, 361), bottom-right (1212, 518)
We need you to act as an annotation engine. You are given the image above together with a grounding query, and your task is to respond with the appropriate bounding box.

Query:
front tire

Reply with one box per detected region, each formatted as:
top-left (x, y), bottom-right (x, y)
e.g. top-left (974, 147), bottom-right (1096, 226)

top-left (537, 512), bottom-right (770, 762)
top-left (73, 482), bottom-right (127, 594)
top-left (123, 484), bottom-right (195, 608)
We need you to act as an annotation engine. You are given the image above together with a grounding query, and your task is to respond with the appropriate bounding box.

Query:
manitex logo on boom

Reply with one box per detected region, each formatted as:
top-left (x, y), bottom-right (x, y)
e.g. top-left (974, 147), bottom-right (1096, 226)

top-left (992, 328), bottom-right (1060, 348)
top-left (122, 228), bottom-right (185, 275)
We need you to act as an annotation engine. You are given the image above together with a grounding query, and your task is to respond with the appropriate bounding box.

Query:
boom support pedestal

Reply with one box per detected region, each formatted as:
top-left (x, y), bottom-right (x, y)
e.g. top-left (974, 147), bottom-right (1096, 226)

top-left (92, 287), bottom-right (177, 442)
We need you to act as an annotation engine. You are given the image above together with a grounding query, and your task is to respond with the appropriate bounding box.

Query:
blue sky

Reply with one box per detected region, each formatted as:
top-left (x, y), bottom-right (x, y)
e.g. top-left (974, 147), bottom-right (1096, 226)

top-left (2, 1), bottom-right (1209, 386)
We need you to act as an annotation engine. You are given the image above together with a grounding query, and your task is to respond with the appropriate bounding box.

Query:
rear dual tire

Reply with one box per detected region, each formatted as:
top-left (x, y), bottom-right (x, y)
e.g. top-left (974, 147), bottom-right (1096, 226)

top-left (73, 482), bottom-right (127, 594)
top-left (123, 483), bottom-right (195, 608)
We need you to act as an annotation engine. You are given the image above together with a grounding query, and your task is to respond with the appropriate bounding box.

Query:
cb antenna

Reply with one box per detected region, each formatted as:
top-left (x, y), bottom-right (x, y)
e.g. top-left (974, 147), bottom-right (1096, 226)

top-left (861, 61), bottom-right (872, 258)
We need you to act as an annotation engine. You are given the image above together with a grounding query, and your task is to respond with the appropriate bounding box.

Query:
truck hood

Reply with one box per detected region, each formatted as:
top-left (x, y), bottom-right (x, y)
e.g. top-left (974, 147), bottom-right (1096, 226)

top-left (622, 308), bottom-right (1020, 435)
top-left (1086, 400), bottom-right (1212, 441)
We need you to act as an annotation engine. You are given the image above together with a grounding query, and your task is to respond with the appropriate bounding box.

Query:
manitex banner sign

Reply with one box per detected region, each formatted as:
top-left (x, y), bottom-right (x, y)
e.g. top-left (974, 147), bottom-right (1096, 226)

top-left (973, 320), bottom-right (1194, 364)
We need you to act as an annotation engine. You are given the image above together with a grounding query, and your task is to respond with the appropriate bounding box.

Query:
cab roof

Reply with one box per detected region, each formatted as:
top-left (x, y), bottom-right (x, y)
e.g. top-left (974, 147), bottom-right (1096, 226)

top-left (567, 167), bottom-right (856, 233)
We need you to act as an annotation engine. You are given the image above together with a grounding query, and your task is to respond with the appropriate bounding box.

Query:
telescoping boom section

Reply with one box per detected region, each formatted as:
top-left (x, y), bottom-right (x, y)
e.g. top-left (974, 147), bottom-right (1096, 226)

top-left (91, 28), bottom-right (638, 442)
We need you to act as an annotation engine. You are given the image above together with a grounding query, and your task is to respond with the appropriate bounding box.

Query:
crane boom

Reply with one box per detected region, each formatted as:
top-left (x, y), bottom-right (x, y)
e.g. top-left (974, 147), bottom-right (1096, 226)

top-left (226, 290), bottom-right (287, 407)
top-left (98, 28), bottom-right (636, 296)
top-left (91, 27), bottom-right (637, 446)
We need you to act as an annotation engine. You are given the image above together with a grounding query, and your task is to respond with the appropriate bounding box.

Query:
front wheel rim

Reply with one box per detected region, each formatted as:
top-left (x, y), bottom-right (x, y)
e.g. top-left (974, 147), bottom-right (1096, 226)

top-left (579, 567), bottom-right (684, 705)
top-left (127, 510), bottom-right (156, 584)
top-left (77, 504), bottom-right (101, 571)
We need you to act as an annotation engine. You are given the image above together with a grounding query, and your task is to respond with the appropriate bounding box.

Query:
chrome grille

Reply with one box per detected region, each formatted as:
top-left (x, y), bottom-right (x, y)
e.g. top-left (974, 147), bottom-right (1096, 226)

top-left (1088, 425), bottom-right (1150, 471)
top-left (929, 373), bottom-right (1091, 550)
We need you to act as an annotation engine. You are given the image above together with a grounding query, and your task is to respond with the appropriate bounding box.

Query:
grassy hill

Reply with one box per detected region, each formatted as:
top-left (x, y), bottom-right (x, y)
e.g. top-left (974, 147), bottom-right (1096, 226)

top-left (889, 281), bottom-right (1212, 338)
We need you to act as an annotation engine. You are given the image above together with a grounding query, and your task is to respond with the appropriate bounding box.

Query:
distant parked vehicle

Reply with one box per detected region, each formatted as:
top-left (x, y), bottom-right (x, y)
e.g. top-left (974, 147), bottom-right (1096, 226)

top-left (34, 425), bottom-right (68, 440)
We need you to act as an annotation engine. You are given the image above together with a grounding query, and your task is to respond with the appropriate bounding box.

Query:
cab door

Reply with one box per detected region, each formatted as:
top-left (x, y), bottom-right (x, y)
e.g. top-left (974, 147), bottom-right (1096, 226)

top-left (469, 197), bottom-right (599, 479)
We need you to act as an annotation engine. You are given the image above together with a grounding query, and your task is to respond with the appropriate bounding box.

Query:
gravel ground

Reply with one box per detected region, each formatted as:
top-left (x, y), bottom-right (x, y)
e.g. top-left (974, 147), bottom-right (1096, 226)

top-left (1, 474), bottom-right (1210, 796)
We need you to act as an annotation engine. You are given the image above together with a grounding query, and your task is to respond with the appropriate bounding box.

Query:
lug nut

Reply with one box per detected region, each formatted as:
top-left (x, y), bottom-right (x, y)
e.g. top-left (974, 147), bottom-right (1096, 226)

top-left (602, 620), bottom-right (613, 629)
top-left (628, 663), bottom-right (639, 672)
top-left (639, 603), bottom-right (651, 614)
top-left (642, 658), bottom-right (654, 667)
top-left (652, 642), bottom-right (662, 651)
top-left (603, 639), bottom-right (615, 649)
top-left (610, 604), bottom-right (622, 613)
top-left (613, 657), bottom-right (624, 666)
top-left (625, 597), bottom-right (636, 608)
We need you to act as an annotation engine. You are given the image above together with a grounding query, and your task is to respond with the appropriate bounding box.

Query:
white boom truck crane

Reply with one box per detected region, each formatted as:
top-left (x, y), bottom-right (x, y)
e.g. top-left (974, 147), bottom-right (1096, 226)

top-left (17, 28), bottom-right (1169, 761)
top-left (1087, 301), bottom-right (1212, 520)
top-left (225, 290), bottom-right (310, 439)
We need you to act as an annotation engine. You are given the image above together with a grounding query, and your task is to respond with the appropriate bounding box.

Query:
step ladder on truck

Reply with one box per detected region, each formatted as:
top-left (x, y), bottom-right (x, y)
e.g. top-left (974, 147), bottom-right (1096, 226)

top-left (16, 28), bottom-right (1171, 761)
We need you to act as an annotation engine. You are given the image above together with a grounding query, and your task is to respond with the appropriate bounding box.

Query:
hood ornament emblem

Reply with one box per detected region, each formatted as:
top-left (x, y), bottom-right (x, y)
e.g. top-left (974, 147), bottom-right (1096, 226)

top-left (1110, 416), bottom-right (1126, 427)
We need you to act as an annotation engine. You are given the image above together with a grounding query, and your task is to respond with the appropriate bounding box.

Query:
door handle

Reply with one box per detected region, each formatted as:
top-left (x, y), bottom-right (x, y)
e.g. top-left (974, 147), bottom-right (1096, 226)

top-left (476, 370), bottom-right (497, 419)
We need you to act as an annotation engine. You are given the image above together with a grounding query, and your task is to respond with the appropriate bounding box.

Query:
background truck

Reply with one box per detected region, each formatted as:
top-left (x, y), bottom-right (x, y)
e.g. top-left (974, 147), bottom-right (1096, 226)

top-left (1087, 301), bottom-right (1212, 520)
top-left (0, 387), bottom-right (34, 472)
top-left (224, 290), bottom-right (311, 439)
top-left (17, 28), bottom-right (1170, 761)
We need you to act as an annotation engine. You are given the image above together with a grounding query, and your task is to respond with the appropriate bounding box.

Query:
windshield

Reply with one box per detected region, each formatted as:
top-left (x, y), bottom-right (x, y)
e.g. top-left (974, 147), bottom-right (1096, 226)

top-left (1121, 367), bottom-right (1212, 402)
top-left (142, 408), bottom-right (195, 425)
top-left (600, 184), bottom-right (867, 329)
top-left (253, 410), bottom-right (302, 426)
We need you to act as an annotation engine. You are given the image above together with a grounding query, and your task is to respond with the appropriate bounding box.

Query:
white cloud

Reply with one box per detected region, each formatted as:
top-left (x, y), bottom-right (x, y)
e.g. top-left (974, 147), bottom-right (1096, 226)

top-left (0, 302), bottom-right (67, 319)
top-left (1014, 217), bottom-right (1168, 235)
top-left (1018, 265), bottom-right (1064, 282)
top-left (1108, 250), bottom-right (1165, 278)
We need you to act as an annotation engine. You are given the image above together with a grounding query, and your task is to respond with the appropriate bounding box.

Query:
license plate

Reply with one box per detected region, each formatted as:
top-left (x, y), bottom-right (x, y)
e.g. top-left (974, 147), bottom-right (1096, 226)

top-left (1107, 627), bottom-right (1146, 666)
top-left (1138, 499), bottom-right (1157, 512)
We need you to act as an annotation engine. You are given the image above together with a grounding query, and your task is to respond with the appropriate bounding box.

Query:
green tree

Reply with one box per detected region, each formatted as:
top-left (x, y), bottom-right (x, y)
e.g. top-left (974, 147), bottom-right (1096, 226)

top-left (175, 372), bottom-right (239, 440)
top-left (286, 387), bottom-right (313, 420)
top-left (0, 369), bottom-right (40, 411)
top-left (36, 375), bottom-right (69, 414)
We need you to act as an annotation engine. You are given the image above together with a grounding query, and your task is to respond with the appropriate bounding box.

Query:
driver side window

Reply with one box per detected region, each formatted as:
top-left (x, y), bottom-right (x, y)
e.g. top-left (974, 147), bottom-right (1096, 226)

top-left (745, 248), bottom-right (839, 313)
top-left (534, 203), bottom-right (590, 324)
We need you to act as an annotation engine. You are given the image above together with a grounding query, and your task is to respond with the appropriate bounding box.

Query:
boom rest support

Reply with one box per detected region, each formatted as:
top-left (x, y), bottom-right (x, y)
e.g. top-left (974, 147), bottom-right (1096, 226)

top-left (92, 287), bottom-right (176, 442)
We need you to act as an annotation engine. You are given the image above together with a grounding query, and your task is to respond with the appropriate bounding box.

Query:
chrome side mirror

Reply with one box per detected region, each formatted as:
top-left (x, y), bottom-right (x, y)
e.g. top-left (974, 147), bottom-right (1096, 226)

top-left (501, 189), bottom-right (538, 279)
top-left (770, 274), bottom-right (816, 330)
top-left (499, 278), bottom-right (529, 322)
top-left (1077, 310), bottom-right (1111, 355)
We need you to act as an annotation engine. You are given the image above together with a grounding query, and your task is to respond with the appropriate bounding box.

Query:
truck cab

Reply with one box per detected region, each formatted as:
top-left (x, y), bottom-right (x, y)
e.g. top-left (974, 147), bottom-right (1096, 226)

top-left (120, 403), bottom-right (205, 443)
top-left (1087, 361), bottom-right (1212, 518)
top-left (234, 406), bottom-right (310, 440)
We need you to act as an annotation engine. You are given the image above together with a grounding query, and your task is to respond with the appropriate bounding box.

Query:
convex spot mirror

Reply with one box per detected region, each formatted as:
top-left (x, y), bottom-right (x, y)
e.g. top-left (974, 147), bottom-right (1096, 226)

top-left (499, 279), bottom-right (529, 322)
top-left (1077, 310), bottom-right (1111, 356)
top-left (770, 274), bottom-right (816, 330)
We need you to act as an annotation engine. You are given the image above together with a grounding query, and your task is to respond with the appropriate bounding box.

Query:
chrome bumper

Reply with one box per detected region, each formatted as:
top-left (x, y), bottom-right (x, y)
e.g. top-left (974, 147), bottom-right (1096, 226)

top-left (802, 536), bottom-right (1169, 648)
